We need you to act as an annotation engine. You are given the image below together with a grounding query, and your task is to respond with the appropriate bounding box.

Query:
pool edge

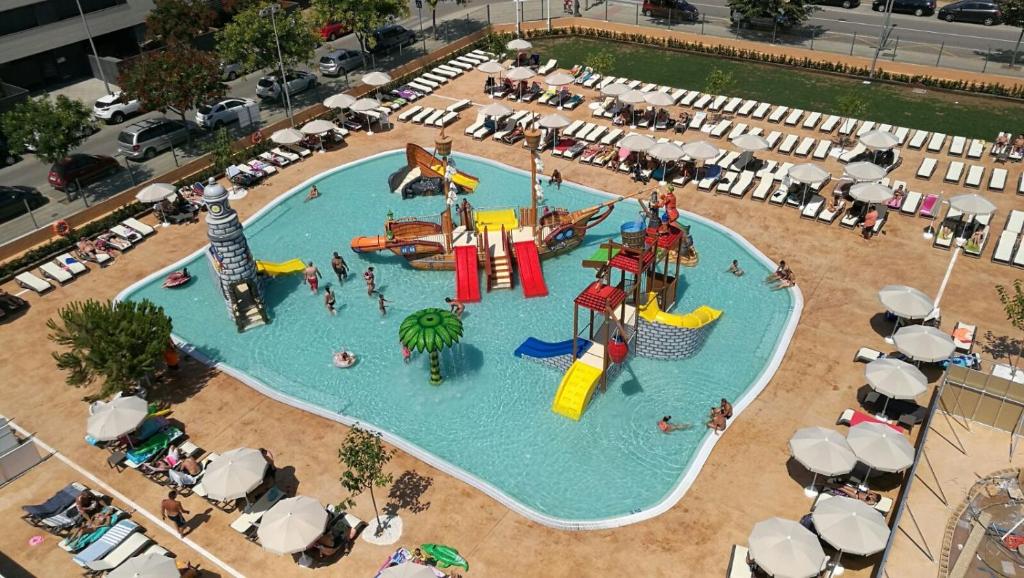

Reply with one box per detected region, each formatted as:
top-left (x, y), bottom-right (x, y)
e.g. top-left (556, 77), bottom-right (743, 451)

top-left (116, 148), bottom-right (804, 531)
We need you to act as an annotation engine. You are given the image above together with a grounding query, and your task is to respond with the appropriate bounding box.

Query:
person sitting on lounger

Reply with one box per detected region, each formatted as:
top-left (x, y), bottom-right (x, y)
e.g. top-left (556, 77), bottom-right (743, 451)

top-left (706, 408), bottom-right (727, 434)
top-left (314, 534), bottom-right (342, 558)
top-left (75, 492), bottom-right (101, 523)
top-left (658, 416), bottom-right (690, 433)
top-left (830, 485), bottom-right (881, 506)
top-left (1015, 134), bottom-right (1024, 155)
top-left (994, 133), bottom-right (1009, 154)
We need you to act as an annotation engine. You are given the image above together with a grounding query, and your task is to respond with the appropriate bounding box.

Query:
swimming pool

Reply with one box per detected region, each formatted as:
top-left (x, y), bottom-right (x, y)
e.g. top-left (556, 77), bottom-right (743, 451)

top-left (120, 150), bottom-right (801, 528)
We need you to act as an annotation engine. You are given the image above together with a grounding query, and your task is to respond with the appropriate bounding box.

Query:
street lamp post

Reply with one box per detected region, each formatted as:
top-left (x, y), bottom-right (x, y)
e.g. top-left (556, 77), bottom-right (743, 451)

top-left (261, 4), bottom-right (295, 126)
top-left (870, 0), bottom-right (897, 78)
top-left (74, 0), bottom-right (112, 95)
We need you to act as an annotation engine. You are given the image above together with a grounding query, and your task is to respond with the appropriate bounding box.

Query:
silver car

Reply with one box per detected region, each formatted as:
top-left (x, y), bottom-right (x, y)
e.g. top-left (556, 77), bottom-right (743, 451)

top-left (319, 49), bottom-right (363, 76)
top-left (116, 118), bottom-right (190, 161)
top-left (195, 98), bottom-right (256, 129)
top-left (256, 71), bottom-right (317, 100)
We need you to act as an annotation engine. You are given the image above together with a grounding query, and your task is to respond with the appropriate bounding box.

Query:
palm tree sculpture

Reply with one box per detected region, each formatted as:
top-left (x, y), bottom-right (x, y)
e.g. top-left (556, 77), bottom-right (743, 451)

top-left (399, 308), bottom-right (464, 385)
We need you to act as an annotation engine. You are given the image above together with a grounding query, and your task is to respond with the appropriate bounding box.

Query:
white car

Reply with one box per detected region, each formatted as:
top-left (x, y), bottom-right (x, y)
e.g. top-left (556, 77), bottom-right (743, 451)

top-left (195, 97), bottom-right (256, 129)
top-left (93, 92), bottom-right (141, 124)
top-left (256, 70), bottom-right (317, 100)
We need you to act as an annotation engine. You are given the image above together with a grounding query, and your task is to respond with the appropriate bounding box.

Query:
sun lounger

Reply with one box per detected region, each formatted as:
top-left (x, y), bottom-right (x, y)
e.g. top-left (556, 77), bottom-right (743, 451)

top-left (727, 172), bottom-right (755, 198)
top-left (790, 137), bottom-right (812, 157)
top-left (772, 162), bottom-right (793, 182)
top-left (945, 161), bottom-right (964, 184)
top-left (747, 127), bottom-right (763, 137)
top-left (421, 109), bottom-right (443, 125)
top-left (928, 132), bottom-right (947, 152)
top-left (583, 73), bottom-right (602, 88)
top-left (814, 490), bottom-right (893, 515)
top-left (802, 111), bottom-right (822, 130)
top-left (952, 321), bottom-right (976, 353)
top-left (721, 97), bottom-right (741, 114)
top-left (853, 121), bottom-right (873, 137)
top-left (753, 160), bottom-right (775, 179)
top-left (717, 151), bottom-right (740, 169)
top-left (749, 102), bottom-right (770, 120)
top-left (801, 195), bottom-right (824, 218)
top-left (678, 91), bottom-right (699, 107)
top-left (38, 261), bottom-right (73, 285)
top-left (271, 147), bottom-right (299, 163)
top-left (537, 59), bottom-right (557, 74)
top-left (85, 532), bottom-right (151, 572)
top-left (431, 67), bottom-right (457, 78)
top-left (692, 94), bottom-right (712, 109)
top-left (965, 165), bottom-right (984, 188)
top-left (585, 125), bottom-right (607, 142)
top-left (763, 131), bottom-right (781, 150)
top-left (908, 130), bottom-right (929, 149)
top-left (819, 115), bottom-right (840, 133)
top-left (406, 81), bottom-right (432, 94)
top-left (55, 253), bottom-right (88, 276)
top-left (768, 184), bottom-right (789, 205)
top-left (411, 107), bottom-right (434, 123)
top-left (778, 134), bottom-right (798, 154)
top-left (639, 82), bottom-right (657, 93)
top-left (818, 200), bottom-right (845, 224)
top-left (839, 143), bottom-right (866, 163)
top-left (896, 190), bottom-right (921, 216)
top-left (414, 76), bottom-right (439, 89)
top-left (624, 80), bottom-right (641, 89)
top-left (710, 120), bottom-right (731, 138)
top-left (916, 157), bottom-right (937, 179)
top-left (688, 112), bottom-right (706, 130)
top-left (784, 109), bottom-right (804, 126)
top-left (988, 168), bottom-right (1007, 191)
top-left (728, 545), bottom-right (754, 578)
top-left (994, 231), bottom-right (1019, 264)
top-left (837, 408), bottom-right (905, 433)
top-left (710, 95), bottom-right (728, 111)
top-left (949, 135), bottom-right (966, 156)
top-left (918, 194), bottom-right (939, 219)
top-left (1014, 242), bottom-right (1024, 268)
top-left (231, 486), bottom-right (286, 535)
top-left (839, 118), bottom-right (858, 136)
top-left (110, 224), bottom-right (142, 244)
top-left (840, 206), bottom-right (861, 228)
top-left (72, 519), bottom-right (141, 566)
top-left (398, 106), bottom-right (422, 122)
top-left (23, 483), bottom-right (86, 522)
top-left (812, 139), bottom-right (831, 160)
top-left (122, 217), bottom-right (155, 236)
top-left (890, 126), bottom-right (909, 145)
top-left (737, 100), bottom-right (756, 116)
top-left (768, 106), bottom-right (788, 123)
top-left (464, 113), bottom-right (486, 136)
top-left (40, 503), bottom-right (84, 533)
top-left (965, 139), bottom-right (984, 159)
top-left (601, 128), bottom-right (623, 145)
top-left (728, 123), bottom-right (748, 141)
top-left (446, 59), bottom-right (471, 70)
top-left (751, 178), bottom-right (773, 201)
top-left (716, 171), bottom-right (740, 195)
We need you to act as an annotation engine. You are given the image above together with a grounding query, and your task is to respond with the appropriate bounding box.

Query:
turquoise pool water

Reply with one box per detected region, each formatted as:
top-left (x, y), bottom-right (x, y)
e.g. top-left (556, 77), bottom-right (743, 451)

top-left (123, 151), bottom-right (797, 524)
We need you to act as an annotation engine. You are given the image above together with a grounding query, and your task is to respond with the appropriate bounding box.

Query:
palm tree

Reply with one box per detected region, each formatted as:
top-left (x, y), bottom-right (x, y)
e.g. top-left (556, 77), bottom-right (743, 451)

top-left (399, 308), bottom-right (463, 385)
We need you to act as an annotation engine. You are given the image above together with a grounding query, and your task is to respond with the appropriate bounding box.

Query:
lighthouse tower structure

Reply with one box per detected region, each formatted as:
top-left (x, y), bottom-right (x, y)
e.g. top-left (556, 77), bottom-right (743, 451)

top-left (202, 178), bottom-right (267, 331)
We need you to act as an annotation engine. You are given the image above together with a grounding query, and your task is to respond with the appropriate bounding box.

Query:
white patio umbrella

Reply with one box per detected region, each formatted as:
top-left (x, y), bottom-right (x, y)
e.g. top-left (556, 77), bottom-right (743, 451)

top-left (849, 182), bottom-right (893, 204)
top-left (600, 82), bottom-right (630, 97)
top-left (812, 495), bottom-right (890, 574)
top-left (300, 119), bottom-right (338, 135)
top-left (788, 163), bottom-right (830, 184)
top-left (748, 517), bottom-right (828, 578)
top-left (481, 102), bottom-right (513, 118)
top-left (271, 128), bottom-right (304, 145)
top-left (350, 98), bottom-right (380, 112)
top-left (732, 133), bottom-right (770, 152)
top-left (865, 358), bottom-right (927, 416)
top-left (848, 421), bottom-right (915, 475)
top-left (789, 427), bottom-right (857, 497)
top-left (201, 448), bottom-right (267, 501)
top-left (477, 60), bottom-right (504, 74)
top-left (618, 89), bottom-right (646, 104)
top-left (546, 72), bottom-right (575, 108)
top-left (361, 71), bottom-right (392, 87)
top-left (378, 562), bottom-right (439, 578)
top-left (507, 38), bottom-right (532, 51)
top-left (108, 552), bottom-right (179, 578)
top-left (323, 93), bottom-right (356, 109)
top-left (647, 142), bottom-right (685, 185)
top-left (949, 193), bottom-right (996, 217)
top-left (506, 66), bottom-right (535, 81)
top-left (257, 496), bottom-right (329, 555)
top-left (893, 325), bottom-right (955, 363)
top-left (878, 284), bottom-right (933, 319)
top-left (619, 133), bottom-right (656, 153)
top-left (644, 91), bottom-right (674, 107)
top-left (135, 182), bottom-right (177, 204)
top-left (859, 129), bottom-right (899, 151)
top-left (844, 161), bottom-right (886, 183)
top-left (681, 140), bottom-right (720, 161)
top-left (86, 396), bottom-right (148, 442)
top-left (538, 113), bottom-right (571, 129)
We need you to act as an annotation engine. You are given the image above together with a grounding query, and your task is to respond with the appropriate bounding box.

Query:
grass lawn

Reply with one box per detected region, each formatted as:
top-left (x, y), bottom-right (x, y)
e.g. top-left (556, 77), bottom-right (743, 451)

top-left (531, 37), bottom-right (1024, 140)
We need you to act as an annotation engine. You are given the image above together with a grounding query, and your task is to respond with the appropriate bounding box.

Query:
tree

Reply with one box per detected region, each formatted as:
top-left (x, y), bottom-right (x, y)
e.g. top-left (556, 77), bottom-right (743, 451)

top-left (47, 299), bottom-right (173, 400)
top-left (145, 0), bottom-right (216, 45)
top-left (119, 46), bottom-right (224, 142)
top-left (834, 92), bottom-right (868, 146)
top-left (424, 0), bottom-right (468, 38)
top-left (704, 69), bottom-right (735, 121)
top-left (1003, 0), bottom-right (1024, 68)
top-left (996, 280), bottom-right (1024, 369)
top-left (338, 426), bottom-right (395, 536)
top-left (311, 0), bottom-right (410, 67)
top-left (727, 0), bottom-right (815, 27)
top-left (0, 96), bottom-right (94, 164)
top-left (217, 2), bottom-right (318, 74)
top-left (583, 49), bottom-right (616, 75)
top-left (207, 127), bottom-right (237, 173)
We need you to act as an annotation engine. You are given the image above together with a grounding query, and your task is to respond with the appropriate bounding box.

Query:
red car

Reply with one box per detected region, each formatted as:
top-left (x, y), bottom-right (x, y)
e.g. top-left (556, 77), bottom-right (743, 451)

top-left (48, 154), bottom-right (119, 192)
top-left (319, 22), bottom-right (351, 42)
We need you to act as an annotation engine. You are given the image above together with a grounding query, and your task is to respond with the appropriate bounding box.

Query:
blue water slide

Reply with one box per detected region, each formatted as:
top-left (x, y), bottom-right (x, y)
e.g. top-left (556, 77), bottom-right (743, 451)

top-left (514, 337), bottom-right (591, 359)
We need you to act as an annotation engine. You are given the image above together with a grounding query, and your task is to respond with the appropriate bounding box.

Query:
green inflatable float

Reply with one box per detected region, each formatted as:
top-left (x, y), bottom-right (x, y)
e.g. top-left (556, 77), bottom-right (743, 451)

top-left (421, 543), bottom-right (469, 571)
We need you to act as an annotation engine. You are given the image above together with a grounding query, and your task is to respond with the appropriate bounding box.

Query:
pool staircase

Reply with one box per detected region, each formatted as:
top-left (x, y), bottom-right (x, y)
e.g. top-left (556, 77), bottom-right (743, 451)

top-left (483, 226), bottom-right (513, 291)
top-left (228, 280), bottom-right (268, 332)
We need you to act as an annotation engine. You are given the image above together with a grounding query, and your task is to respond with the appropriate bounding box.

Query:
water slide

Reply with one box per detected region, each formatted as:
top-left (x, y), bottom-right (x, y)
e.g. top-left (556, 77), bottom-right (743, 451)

top-left (474, 208), bottom-right (519, 232)
top-left (454, 245), bottom-right (480, 303)
top-left (639, 292), bottom-right (722, 329)
top-left (513, 241), bottom-right (548, 298)
top-left (256, 259), bottom-right (305, 276)
top-left (406, 144), bottom-right (479, 192)
top-left (551, 359), bottom-right (603, 421)
top-left (514, 337), bottom-right (591, 359)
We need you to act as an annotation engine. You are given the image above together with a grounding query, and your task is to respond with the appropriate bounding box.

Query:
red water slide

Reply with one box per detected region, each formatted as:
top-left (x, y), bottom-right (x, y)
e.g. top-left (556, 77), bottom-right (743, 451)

top-left (514, 241), bottom-right (548, 298)
top-left (454, 245), bottom-right (481, 303)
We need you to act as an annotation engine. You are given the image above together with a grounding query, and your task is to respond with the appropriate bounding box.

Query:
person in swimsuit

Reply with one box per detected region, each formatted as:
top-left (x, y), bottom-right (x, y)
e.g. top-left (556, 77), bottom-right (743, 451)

top-left (377, 293), bottom-right (391, 316)
top-left (728, 260), bottom-right (744, 277)
top-left (549, 169), bottom-right (563, 190)
top-left (324, 287), bottom-right (336, 315)
top-left (331, 252), bottom-right (348, 283)
top-left (719, 399), bottom-right (733, 420)
top-left (161, 490), bottom-right (191, 537)
top-left (75, 492), bottom-right (101, 523)
top-left (363, 267), bottom-right (376, 296)
top-left (658, 416), bottom-right (690, 433)
top-left (445, 297), bottom-right (464, 318)
top-left (305, 185), bottom-right (320, 202)
top-left (402, 343), bottom-right (411, 363)
top-left (304, 262), bottom-right (321, 295)
top-left (765, 260), bottom-right (787, 283)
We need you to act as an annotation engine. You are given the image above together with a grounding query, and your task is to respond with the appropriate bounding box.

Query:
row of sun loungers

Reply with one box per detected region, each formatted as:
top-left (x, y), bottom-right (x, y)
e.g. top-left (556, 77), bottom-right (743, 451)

top-left (993, 210), bottom-right (1024, 267)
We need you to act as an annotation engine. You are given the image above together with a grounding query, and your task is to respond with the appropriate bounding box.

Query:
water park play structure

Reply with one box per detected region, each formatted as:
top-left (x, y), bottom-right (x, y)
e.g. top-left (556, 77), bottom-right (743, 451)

top-left (255, 259), bottom-right (305, 276)
top-left (388, 143), bottom-right (480, 197)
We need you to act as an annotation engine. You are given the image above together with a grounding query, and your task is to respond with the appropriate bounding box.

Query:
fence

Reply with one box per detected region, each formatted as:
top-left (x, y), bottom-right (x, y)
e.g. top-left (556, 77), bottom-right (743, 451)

top-left (939, 360), bottom-right (1024, 447)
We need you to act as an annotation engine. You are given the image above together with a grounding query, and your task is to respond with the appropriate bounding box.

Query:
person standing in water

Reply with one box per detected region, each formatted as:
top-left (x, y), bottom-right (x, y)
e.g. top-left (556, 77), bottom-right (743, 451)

top-left (324, 287), bottom-right (336, 315)
top-left (363, 267), bottom-right (376, 296)
top-left (330, 252), bottom-right (348, 283)
top-left (304, 261), bottom-right (321, 295)
top-left (377, 293), bottom-right (391, 316)
top-left (445, 297), bottom-right (464, 318)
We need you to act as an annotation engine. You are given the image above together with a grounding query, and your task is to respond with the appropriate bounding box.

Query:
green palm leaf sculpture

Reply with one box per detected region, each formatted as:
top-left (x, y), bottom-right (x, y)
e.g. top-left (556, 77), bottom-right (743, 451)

top-left (399, 308), bottom-right (464, 385)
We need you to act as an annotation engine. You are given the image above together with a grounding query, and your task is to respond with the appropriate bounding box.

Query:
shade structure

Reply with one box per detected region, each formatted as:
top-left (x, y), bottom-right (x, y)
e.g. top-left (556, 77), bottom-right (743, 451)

top-left (361, 71), bottom-right (392, 86)
top-left (507, 38), bottom-right (532, 51)
top-left (844, 161), bottom-right (887, 182)
top-left (86, 396), bottom-right (148, 442)
top-left (849, 182), bottom-right (893, 204)
top-left (270, 128), bottom-right (304, 145)
top-left (300, 119), bottom-right (338, 135)
top-left (545, 71), bottom-right (574, 86)
top-left (378, 562), bottom-right (439, 578)
top-left (108, 552), bottom-right (179, 578)
top-left (481, 102), bottom-right (512, 117)
top-left (600, 82), bottom-right (630, 97)
top-left (538, 113), bottom-right (571, 129)
top-left (949, 193), bottom-right (996, 217)
top-left (257, 496), bottom-right (328, 555)
top-left (893, 325), bottom-right (955, 362)
top-left (476, 60), bottom-right (504, 75)
top-left (201, 448), bottom-right (267, 501)
top-left (350, 98), bottom-right (381, 112)
top-left (618, 133), bottom-right (656, 152)
top-left (506, 66), bottom-right (535, 81)
top-left (788, 163), bottom-right (830, 185)
top-left (682, 140), bottom-right (720, 161)
top-left (732, 133), bottom-right (770, 152)
top-left (618, 89), bottom-right (646, 104)
top-left (878, 284), bottom-right (933, 319)
top-left (135, 183), bottom-right (177, 203)
top-left (865, 358), bottom-right (927, 400)
top-left (859, 129), bottom-right (900, 150)
top-left (848, 421), bottom-right (915, 473)
top-left (647, 142), bottom-right (685, 162)
top-left (748, 517), bottom-right (827, 578)
top-left (789, 427), bottom-right (857, 477)
top-left (323, 93), bottom-right (356, 109)
top-left (812, 495), bottom-right (890, 556)
top-left (644, 91), bottom-right (675, 107)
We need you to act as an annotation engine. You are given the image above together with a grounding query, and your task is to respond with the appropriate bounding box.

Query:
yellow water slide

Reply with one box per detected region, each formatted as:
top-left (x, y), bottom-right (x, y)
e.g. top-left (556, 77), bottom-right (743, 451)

top-left (256, 259), bottom-right (306, 276)
top-left (639, 292), bottom-right (721, 329)
top-left (474, 208), bottom-right (519, 232)
top-left (551, 359), bottom-right (603, 421)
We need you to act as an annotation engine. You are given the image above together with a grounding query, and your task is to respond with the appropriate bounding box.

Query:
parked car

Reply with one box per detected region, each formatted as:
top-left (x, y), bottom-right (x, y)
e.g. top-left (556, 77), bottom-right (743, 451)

top-left (369, 25), bottom-right (416, 54)
top-left (256, 71), bottom-right (318, 100)
top-left (937, 0), bottom-right (1001, 24)
top-left (92, 91), bottom-right (141, 124)
top-left (116, 118), bottom-right (190, 161)
top-left (0, 186), bottom-right (47, 223)
top-left (220, 62), bottom-right (243, 81)
top-left (47, 154), bottom-right (119, 192)
top-left (641, 0), bottom-right (700, 21)
top-left (319, 22), bottom-right (351, 42)
top-left (871, 0), bottom-right (935, 16)
top-left (812, 0), bottom-right (860, 8)
top-left (319, 49), bottom-right (364, 76)
top-left (195, 98), bottom-right (256, 129)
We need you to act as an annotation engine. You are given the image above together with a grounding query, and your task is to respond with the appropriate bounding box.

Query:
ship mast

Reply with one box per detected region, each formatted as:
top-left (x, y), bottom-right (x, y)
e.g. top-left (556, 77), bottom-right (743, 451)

top-left (525, 117), bottom-right (541, 243)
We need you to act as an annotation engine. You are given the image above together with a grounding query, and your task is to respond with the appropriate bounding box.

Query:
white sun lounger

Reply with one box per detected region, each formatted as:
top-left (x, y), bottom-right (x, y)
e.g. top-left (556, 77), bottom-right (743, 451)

top-left (990, 168), bottom-right (1008, 191)
top-left (625, 80), bottom-right (641, 89)
top-left (601, 128), bottom-right (623, 145)
top-left (747, 127), bottom-right (763, 137)
top-left (994, 231), bottom-right (1020, 263)
top-left (893, 126), bottom-right (910, 145)
top-left (752, 102), bottom-right (771, 119)
top-left (709, 95), bottom-right (727, 110)
top-left (768, 184), bottom-right (789, 204)
top-left (692, 94), bottom-right (712, 109)
top-left (122, 217), bottom-right (155, 236)
top-left (728, 172), bottom-right (754, 198)
top-left (717, 151), bottom-right (740, 169)
top-left (272, 147), bottom-right (300, 162)
top-left (435, 111), bottom-right (459, 127)
top-left (563, 119), bottom-right (584, 137)
top-left (801, 195), bottom-right (824, 218)
top-left (732, 100), bottom-right (753, 116)
top-left (728, 123), bottom-right (748, 140)
top-left (965, 165), bottom-right (984, 187)
top-left (710, 120), bottom-right (732, 138)
top-left (689, 112), bottom-right (706, 129)
top-left (768, 106), bottom-right (788, 123)
top-left (411, 107), bottom-right (434, 123)
top-left (818, 200), bottom-right (845, 224)
top-left (751, 178), bottom-right (774, 201)
top-left (431, 67), bottom-right (456, 79)
top-left (820, 115), bottom-right (840, 133)
top-left (795, 137), bottom-right (815, 156)
top-left (415, 76), bottom-right (440, 89)
top-left (583, 74), bottom-right (602, 88)
top-left (839, 143), bottom-right (866, 163)
top-left (669, 89), bottom-right (686, 103)
top-left (784, 109), bottom-right (804, 126)
top-left (755, 160), bottom-right (777, 178)
top-left (716, 171), bottom-right (741, 195)
top-left (949, 135), bottom-right (966, 156)
top-left (724, 97), bottom-right (743, 113)
top-left (446, 99), bottom-right (471, 112)
top-left (855, 121), bottom-right (875, 137)
top-left (908, 130), bottom-right (929, 149)
top-left (967, 139), bottom-right (984, 159)
top-left (407, 81), bottom-right (433, 94)
top-left (640, 83), bottom-right (657, 92)
top-left (425, 109), bottom-right (446, 125)
top-left (55, 253), bottom-right (88, 276)
top-left (680, 91), bottom-right (700, 106)
top-left (839, 118), bottom-right (858, 136)
top-left (945, 161), bottom-right (964, 183)
top-left (765, 131), bottom-right (781, 150)
top-left (778, 134), bottom-right (798, 154)
top-left (1019, 173), bottom-right (1024, 195)
top-left (901, 191), bottom-right (922, 215)
top-left (812, 140), bottom-right (831, 160)
top-left (1015, 243), bottom-right (1024, 268)
top-left (802, 112), bottom-right (821, 130)
top-left (39, 261), bottom-right (73, 285)
top-left (15, 271), bottom-right (52, 293)
top-left (916, 157), bottom-right (937, 179)
top-left (928, 132), bottom-right (947, 152)
top-left (538, 59), bottom-right (557, 74)
top-left (464, 114), bottom-right (485, 136)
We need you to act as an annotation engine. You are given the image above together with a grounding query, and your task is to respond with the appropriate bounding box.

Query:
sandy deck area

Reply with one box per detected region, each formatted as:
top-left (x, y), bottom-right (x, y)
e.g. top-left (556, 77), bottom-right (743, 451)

top-left (1, 59), bottom-right (1020, 578)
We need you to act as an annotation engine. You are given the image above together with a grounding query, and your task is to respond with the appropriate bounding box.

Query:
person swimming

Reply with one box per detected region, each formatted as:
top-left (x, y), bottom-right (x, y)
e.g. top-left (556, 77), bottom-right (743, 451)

top-left (727, 260), bottom-right (744, 277)
top-left (658, 416), bottom-right (690, 433)
top-left (305, 185), bottom-right (320, 202)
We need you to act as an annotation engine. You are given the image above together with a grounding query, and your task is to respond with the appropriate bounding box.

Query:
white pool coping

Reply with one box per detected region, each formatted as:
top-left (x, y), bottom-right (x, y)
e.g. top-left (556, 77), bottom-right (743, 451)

top-left (117, 149), bottom-right (804, 531)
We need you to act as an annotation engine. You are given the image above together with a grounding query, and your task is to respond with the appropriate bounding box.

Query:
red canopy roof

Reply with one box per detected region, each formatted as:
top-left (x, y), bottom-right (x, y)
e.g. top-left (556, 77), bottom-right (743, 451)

top-left (608, 249), bottom-right (654, 274)
top-left (575, 282), bottom-right (626, 312)
top-left (646, 225), bottom-right (683, 249)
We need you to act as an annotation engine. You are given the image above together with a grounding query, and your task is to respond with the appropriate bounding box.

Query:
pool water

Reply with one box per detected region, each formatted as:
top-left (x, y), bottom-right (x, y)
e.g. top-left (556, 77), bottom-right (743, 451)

top-left (123, 151), bottom-right (797, 525)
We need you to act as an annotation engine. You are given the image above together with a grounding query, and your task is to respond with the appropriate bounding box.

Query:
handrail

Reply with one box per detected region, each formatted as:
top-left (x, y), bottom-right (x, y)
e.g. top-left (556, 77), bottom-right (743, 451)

top-left (482, 227), bottom-right (492, 292)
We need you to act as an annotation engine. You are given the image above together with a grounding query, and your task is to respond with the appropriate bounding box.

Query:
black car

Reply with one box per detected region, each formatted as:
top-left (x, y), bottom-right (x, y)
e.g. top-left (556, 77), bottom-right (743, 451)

top-left (369, 25), bottom-right (415, 54)
top-left (812, 0), bottom-right (860, 8)
top-left (938, 0), bottom-right (1002, 24)
top-left (0, 186), bottom-right (47, 223)
top-left (642, 0), bottom-right (701, 21)
top-left (872, 0), bottom-right (935, 16)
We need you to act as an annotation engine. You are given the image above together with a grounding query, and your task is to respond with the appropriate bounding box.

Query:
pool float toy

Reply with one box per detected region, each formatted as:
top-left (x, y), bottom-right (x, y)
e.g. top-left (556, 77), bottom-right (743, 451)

top-left (333, 351), bottom-right (357, 368)
top-left (420, 543), bottom-right (469, 571)
top-left (163, 269), bottom-right (192, 288)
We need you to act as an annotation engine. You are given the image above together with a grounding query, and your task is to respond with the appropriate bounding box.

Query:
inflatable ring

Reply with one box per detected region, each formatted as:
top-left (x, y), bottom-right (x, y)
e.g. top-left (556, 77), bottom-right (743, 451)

top-left (52, 220), bottom-right (71, 236)
top-left (251, 131), bottom-right (263, 145)
top-left (333, 351), bottom-right (356, 368)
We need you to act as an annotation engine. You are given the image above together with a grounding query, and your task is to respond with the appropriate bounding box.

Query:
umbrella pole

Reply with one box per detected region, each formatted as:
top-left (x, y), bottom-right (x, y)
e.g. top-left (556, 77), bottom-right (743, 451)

top-left (828, 550), bottom-right (845, 577)
top-left (879, 396), bottom-right (891, 419)
top-left (805, 471), bottom-right (819, 498)
top-left (885, 316), bottom-right (902, 344)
